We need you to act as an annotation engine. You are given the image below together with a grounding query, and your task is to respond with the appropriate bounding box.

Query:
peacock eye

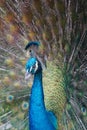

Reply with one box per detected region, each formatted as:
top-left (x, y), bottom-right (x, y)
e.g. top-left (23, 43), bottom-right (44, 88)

top-left (32, 65), bottom-right (36, 69)
top-left (81, 106), bottom-right (87, 116)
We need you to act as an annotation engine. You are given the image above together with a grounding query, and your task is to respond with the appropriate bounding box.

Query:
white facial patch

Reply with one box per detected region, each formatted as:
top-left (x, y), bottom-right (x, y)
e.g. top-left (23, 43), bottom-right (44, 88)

top-left (35, 61), bottom-right (38, 72)
top-left (29, 61), bottom-right (38, 74)
top-left (30, 66), bottom-right (33, 72)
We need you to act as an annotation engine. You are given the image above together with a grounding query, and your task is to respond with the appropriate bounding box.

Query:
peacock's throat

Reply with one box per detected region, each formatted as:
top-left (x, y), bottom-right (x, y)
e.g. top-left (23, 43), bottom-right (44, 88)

top-left (30, 71), bottom-right (45, 110)
top-left (29, 70), bottom-right (48, 126)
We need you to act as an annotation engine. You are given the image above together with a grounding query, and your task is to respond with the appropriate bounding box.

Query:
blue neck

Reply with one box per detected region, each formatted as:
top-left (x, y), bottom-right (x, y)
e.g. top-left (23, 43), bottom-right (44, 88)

top-left (29, 70), bottom-right (56, 130)
top-left (30, 71), bottom-right (45, 109)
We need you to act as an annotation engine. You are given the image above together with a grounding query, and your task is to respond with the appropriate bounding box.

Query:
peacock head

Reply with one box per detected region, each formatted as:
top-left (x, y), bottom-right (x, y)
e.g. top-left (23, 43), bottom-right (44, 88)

top-left (25, 41), bottom-right (47, 80)
top-left (25, 57), bottom-right (44, 80)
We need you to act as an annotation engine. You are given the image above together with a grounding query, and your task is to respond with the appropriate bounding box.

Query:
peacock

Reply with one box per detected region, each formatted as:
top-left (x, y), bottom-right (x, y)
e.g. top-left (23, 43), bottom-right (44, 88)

top-left (25, 41), bottom-right (58, 130)
top-left (0, 0), bottom-right (87, 130)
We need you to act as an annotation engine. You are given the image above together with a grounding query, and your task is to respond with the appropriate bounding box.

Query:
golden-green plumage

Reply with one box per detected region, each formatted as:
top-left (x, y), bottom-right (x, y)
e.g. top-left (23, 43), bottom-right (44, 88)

top-left (43, 61), bottom-right (66, 129)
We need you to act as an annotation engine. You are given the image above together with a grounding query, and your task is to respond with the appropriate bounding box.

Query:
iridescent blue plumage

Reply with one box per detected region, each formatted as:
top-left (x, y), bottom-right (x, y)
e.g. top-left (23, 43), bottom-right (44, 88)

top-left (25, 57), bottom-right (58, 130)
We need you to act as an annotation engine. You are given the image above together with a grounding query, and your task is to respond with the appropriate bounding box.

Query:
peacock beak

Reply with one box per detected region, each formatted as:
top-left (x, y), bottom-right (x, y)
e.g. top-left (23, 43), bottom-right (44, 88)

top-left (25, 71), bottom-right (32, 80)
